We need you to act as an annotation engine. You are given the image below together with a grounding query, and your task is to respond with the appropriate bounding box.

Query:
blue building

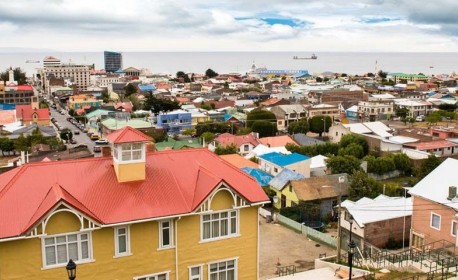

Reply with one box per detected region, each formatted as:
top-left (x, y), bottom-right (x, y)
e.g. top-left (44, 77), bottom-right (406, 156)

top-left (156, 110), bottom-right (192, 134)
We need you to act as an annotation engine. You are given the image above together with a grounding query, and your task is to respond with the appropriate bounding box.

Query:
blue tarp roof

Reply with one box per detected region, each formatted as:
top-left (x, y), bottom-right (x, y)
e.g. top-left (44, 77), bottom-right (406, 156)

top-left (138, 84), bottom-right (156, 92)
top-left (241, 167), bottom-right (274, 187)
top-left (259, 152), bottom-right (310, 167)
top-left (269, 168), bottom-right (306, 191)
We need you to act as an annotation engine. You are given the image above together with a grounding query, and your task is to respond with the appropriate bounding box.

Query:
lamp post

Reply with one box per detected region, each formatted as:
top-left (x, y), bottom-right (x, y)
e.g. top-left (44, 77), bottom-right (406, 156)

top-left (348, 215), bottom-right (356, 280)
top-left (271, 196), bottom-right (279, 223)
top-left (336, 176), bottom-right (345, 263)
top-left (402, 184), bottom-right (412, 251)
top-left (66, 259), bottom-right (77, 280)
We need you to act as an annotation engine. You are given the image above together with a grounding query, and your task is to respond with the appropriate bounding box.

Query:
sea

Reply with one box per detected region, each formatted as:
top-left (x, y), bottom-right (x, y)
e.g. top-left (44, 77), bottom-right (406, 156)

top-left (0, 51), bottom-right (457, 77)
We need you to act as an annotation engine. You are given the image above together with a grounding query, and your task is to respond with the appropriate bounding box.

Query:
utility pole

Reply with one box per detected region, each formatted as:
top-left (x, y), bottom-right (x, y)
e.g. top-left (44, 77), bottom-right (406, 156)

top-left (336, 175), bottom-right (345, 263)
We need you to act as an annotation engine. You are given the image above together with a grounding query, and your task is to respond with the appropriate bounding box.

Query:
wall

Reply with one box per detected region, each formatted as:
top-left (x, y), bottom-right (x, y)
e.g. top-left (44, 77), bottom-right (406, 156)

top-left (328, 124), bottom-right (349, 143)
top-left (0, 189), bottom-right (261, 279)
top-left (364, 216), bottom-right (411, 248)
top-left (286, 159), bottom-right (311, 178)
top-left (411, 196), bottom-right (457, 250)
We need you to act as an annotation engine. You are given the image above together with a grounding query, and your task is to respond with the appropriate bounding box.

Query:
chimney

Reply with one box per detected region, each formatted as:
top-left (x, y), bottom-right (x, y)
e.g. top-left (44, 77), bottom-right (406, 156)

top-left (101, 146), bottom-right (111, 157)
top-left (448, 186), bottom-right (457, 200)
top-left (146, 142), bottom-right (156, 152)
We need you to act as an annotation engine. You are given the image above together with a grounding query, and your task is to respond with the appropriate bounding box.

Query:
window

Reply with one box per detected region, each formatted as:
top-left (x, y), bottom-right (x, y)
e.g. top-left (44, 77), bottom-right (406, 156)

top-left (273, 167), bottom-right (278, 173)
top-left (189, 265), bottom-right (202, 280)
top-left (159, 220), bottom-right (174, 248)
top-left (121, 143), bottom-right (143, 161)
top-left (134, 272), bottom-right (169, 280)
top-left (202, 210), bottom-right (238, 240)
top-left (243, 145), bottom-right (249, 152)
top-left (452, 221), bottom-right (457, 236)
top-left (115, 226), bottom-right (130, 256)
top-left (288, 185), bottom-right (292, 192)
top-left (209, 259), bottom-right (237, 280)
top-left (43, 232), bottom-right (91, 267)
top-left (431, 213), bottom-right (441, 230)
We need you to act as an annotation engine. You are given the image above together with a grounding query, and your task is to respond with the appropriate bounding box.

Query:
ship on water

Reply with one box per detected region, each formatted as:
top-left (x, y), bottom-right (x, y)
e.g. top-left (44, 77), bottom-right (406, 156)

top-left (293, 54), bottom-right (317, 60)
top-left (25, 60), bottom-right (40, 63)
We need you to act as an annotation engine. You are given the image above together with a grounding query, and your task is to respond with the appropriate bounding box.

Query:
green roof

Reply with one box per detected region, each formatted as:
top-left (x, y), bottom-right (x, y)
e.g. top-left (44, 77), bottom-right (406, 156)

top-left (155, 138), bottom-right (202, 151)
top-left (101, 118), bottom-right (154, 130)
top-left (86, 109), bottom-right (114, 119)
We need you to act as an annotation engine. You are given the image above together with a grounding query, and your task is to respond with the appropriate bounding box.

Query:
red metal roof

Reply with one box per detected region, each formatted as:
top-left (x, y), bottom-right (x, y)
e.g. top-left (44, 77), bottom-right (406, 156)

top-left (404, 140), bottom-right (457, 150)
top-left (0, 148), bottom-right (268, 239)
top-left (214, 133), bottom-right (260, 148)
top-left (106, 126), bottom-right (152, 144)
top-left (16, 85), bottom-right (33, 91)
top-left (16, 105), bottom-right (50, 121)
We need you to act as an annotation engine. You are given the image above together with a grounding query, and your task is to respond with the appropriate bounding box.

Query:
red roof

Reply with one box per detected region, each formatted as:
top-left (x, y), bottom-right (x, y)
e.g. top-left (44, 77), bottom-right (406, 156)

top-left (16, 105), bottom-right (50, 121)
top-left (404, 140), bottom-right (457, 150)
top-left (259, 135), bottom-right (299, 147)
top-left (214, 133), bottom-right (260, 148)
top-left (0, 148), bottom-right (268, 239)
top-left (16, 85), bottom-right (33, 91)
top-left (106, 126), bottom-right (152, 144)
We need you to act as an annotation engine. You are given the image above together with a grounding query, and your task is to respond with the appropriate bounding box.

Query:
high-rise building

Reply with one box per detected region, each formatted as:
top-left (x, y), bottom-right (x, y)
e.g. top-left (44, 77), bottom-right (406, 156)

top-left (104, 51), bottom-right (123, 73)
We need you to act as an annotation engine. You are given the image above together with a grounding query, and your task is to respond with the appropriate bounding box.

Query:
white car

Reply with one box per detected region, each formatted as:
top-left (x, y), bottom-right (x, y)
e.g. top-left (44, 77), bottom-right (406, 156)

top-left (95, 139), bottom-right (109, 145)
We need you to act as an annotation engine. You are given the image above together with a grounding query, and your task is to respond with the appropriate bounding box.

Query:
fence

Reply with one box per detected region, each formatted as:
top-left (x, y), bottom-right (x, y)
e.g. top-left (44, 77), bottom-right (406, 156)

top-left (277, 214), bottom-right (337, 248)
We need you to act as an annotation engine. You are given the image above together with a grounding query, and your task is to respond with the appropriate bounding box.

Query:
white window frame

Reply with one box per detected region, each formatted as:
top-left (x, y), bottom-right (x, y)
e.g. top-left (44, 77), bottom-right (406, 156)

top-left (430, 212), bottom-right (441, 230)
top-left (188, 265), bottom-right (203, 280)
top-left (113, 142), bottom-right (144, 163)
top-left (200, 210), bottom-right (239, 242)
top-left (41, 231), bottom-right (93, 269)
top-left (159, 220), bottom-right (174, 249)
top-left (452, 220), bottom-right (457, 237)
top-left (114, 226), bottom-right (131, 257)
top-left (208, 258), bottom-right (238, 280)
top-left (133, 271), bottom-right (170, 280)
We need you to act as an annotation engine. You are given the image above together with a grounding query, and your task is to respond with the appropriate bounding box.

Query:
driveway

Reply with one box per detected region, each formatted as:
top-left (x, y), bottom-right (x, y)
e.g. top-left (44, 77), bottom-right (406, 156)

top-left (259, 217), bottom-right (335, 279)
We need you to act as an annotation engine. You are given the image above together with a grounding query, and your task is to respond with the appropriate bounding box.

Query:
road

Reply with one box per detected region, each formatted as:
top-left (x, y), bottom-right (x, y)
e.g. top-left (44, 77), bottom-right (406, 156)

top-left (49, 107), bottom-right (98, 155)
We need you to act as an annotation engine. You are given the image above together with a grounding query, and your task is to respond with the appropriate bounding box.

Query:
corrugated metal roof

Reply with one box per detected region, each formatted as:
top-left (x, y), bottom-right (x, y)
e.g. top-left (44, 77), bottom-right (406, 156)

top-left (259, 152), bottom-right (309, 167)
top-left (241, 167), bottom-right (274, 187)
top-left (268, 169), bottom-right (305, 191)
top-left (106, 126), bottom-right (152, 144)
top-left (0, 148), bottom-right (268, 239)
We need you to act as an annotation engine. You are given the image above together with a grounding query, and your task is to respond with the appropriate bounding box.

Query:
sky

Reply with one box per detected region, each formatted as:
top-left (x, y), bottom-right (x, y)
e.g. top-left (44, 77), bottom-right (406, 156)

top-left (1, 0), bottom-right (458, 52)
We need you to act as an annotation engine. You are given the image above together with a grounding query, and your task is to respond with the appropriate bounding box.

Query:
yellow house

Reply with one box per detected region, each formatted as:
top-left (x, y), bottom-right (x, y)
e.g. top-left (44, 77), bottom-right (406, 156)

top-left (0, 127), bottom-right (268, 279)
top-left (191, 112), bottom-right (210, 128)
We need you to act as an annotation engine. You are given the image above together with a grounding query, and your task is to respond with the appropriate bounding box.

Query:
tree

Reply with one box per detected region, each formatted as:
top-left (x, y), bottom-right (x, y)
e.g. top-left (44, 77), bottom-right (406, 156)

top-left (0, 137), bottom-right (14, 155)
top-left (60, 128), bottom-right (73, 142)
top-left (416, 154), bottom-right (442, 180)
top-left (348, 171), bottom-right (382, 200)
top-left (145, 130), bottom-right (167, 143)
top-left (377, 70), bottom-right (388, 79)
top-left (124, 83), bottom-right (137, 97)
top-left (339, 134), bottom-right (369, 156)
top-left (391, 153), bottom-right (413, 175)
top-left (205, 68), bottom-right (218, 78)
top-left (426, 112), bottom-right (442, 124)
top-left (68, 108), bottom-right (76, 116)
top-left (367, 72), bottom-right (375, 77)
top-left (315, 77), bottom-right (323, 83)
top-left (101, 88), bottom-right (110, 103)
top-left (251, 120), bottom-right (277, 138)
top-left (143, 94), bottom-right (180, 114)
top-left (246, 109), bottom-right (276, 128)
top-left (438, 103), bottom-right (457, 112)
top-left (195, 122), bottom-right (233, 136)
top-left (395, 107), bottom-right (409, 119)
top-left (182, 128), bottom-right (195, 136)
top-left (308, 115), bottom-right (332, 137)
top-left (14, 134), bottom-right (28, 152)
top-left (338, 143), bottom-right (365, 159)
top-left (215, 143), bottom-right (237, 155)
top-left (326, 155), bottom-right (361, 175)
top-left (201, 132), bottom-right (216, 143)
top-left (0, 67), bottom-right (27, 84)
top-left (287, 118), bottom-right (309, 135)
top-left (39, 100), bottom-right (49, 109)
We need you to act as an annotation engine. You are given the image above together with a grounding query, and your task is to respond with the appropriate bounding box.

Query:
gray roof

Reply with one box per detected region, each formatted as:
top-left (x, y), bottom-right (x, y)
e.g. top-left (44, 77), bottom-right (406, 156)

top-left (276, 104), bottom-right (307, 114)
top-left (293, 133), bottom-right (325, 146)
top-left (8, 123), bottom-right (57, 140)
top-left (269, 168), bottom-right (306, 191)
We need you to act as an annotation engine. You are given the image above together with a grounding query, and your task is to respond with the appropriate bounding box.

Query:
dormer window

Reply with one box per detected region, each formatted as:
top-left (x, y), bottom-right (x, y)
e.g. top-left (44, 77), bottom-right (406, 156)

top-left (113, 142), bottom-right (144, 163)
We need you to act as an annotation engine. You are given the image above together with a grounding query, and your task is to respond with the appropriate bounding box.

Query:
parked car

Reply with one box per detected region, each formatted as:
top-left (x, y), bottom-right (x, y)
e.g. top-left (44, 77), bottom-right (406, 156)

top-left (93, 146), bottom-right (101, 153)
top-left (95, 139), bottom-right (109, 145)
top-left (69, 139), bottom-right (77, 144)
top-left (416, 115), bottom-right (425, 122)
top-left (90, 134), bottom-right (100, 141)
top-left (74, 130), bottom-right (80, 135)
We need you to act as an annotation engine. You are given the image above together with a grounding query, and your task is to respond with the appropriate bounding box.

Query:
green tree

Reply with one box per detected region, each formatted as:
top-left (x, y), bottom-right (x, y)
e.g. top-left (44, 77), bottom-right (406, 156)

top-left (377, 70), bottom-right (388, 79)
top-left (326, 155), bottom-right (361, 175)
top-left (315, 77), bottom-right (323, 83)
top-left (195, 122), bottom-right (233, 136)
top-left (0, 137), bottom-right (14, 155)
top-left (287, 118), bottom-right (309, 135)
top-left (68, 108), bottom-right (76, 116)
top-left (236, 127), bottom-right (252, 135)
top-left (438, 103), bottom-right (457, 112)
top-left (426, 112), bottom-right (442, 124)
top-left (201, 132), bottom-right (216, 143)
top-left (308, 115), bottom-right (332, 137)
top-left (101, 88), bottom-right (110, 103)
top-left (246, 109), bottom-right (277, 128)
top-left (339, 134), bottom-right (369, 156)
top-left (392, 153), bottom-right (413, 175)
top-left (124, 83), bottom-right (137, 97)
top-left (128, 94), bottom-right (141, 111)
top-left (215, 143), bottom-right (237, 155)
top-left (60, 128), bottom-right (73, 142)
top-left (143, 93), bottom-right (180, 114)
top-left (348, 171), bottom-right (382, 200)
top-left (182, 128), bottom-right (195, 136)
top-left (39, 100), bottom-right (49, 109)
top-left (251, 120), bottom-right (277, 138)
top-left (0, 67), bottom-right (27, 84)
top-left (145, 130), bottom-right (167, 143)
top-left (205, 68), bottom-right (218, 78)
top-left (416, 154), bottom-right (442, 180)
top-left (14, 134), bottom-right (28, 152)
top-left (338, 143), bottom-right (365, 159)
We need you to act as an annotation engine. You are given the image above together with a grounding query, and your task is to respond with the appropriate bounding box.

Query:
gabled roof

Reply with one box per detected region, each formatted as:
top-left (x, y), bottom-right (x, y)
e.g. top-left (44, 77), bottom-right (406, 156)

top-left (258, 135), bottom-right (299, 147)
top-left (292, 133), bottom-right (325, 146)
top-left (0, 148), bottom-right (268, 239)
top-left (269, 169), bottom-right (306, 191)
top-left (16, 105), bottom-right (50, 121)
top-left (214, 133), bottom-right (260, 148)
top-left (404, 140), bottom-right (456, 150)
top-left (259, 152), bottom-right (309, 167)
top-left (241, 167), bottom-right (274, 187)
top-left (409, 158), bottom-right (458, 209)
top-left (106, 126), bottom-right (152, 144)
top-left (219, 154), bottom-right (259, 169)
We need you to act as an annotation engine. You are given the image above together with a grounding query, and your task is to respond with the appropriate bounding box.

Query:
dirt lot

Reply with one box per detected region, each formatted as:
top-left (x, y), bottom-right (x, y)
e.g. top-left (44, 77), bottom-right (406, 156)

top-left (259, 217), bottom-right (336, 279)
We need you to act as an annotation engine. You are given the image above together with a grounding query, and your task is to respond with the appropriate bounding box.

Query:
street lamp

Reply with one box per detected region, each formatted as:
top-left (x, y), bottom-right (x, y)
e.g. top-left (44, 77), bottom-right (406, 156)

top-left (336, 176), bottom-right (345, 263)
top-left (66, 259), bottom-right (77, 280)
top-left (271, 196), bottom-right (279, 223)
top-left (348, 215), bottom-right (356, 280)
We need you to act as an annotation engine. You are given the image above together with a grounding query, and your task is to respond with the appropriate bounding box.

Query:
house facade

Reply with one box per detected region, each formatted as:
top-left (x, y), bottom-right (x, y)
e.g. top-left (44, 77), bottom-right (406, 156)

top-left (258, 152), bottom-right (311, 177)
top-left (0, 127), bottom-right (268, 279)
top-left (270, 104), bottom-right (307, 131)
top-left (409, 158), bottom-right (458, 251)
top-left (156, 109), bottom-right (192, 134)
